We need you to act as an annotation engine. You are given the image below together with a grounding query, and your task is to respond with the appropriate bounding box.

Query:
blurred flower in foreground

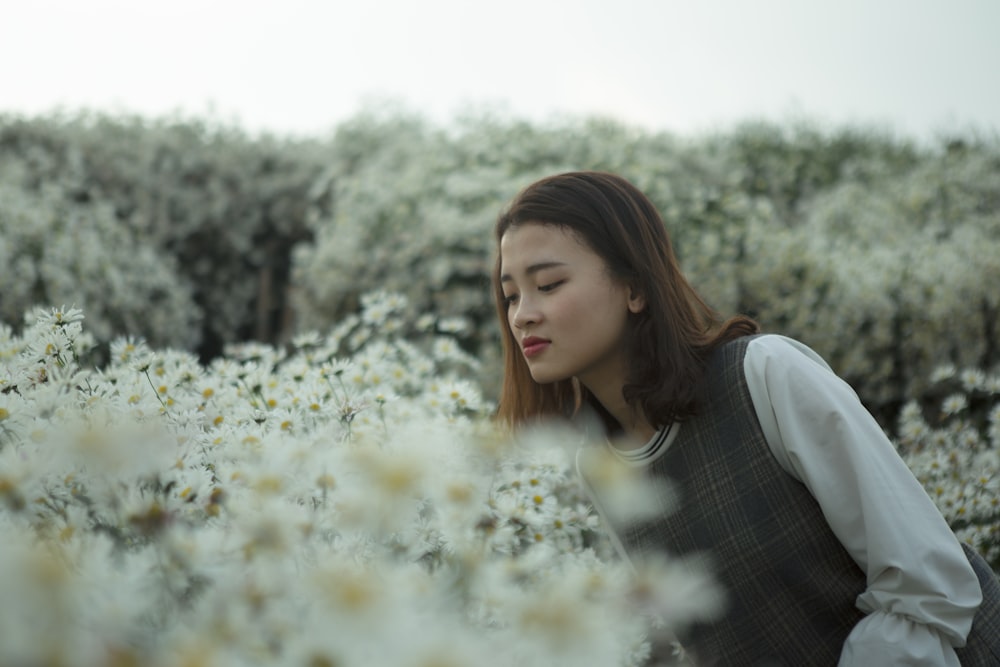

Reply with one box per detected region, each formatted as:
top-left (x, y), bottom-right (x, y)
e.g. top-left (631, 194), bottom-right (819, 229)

top-left (0, 301), bottom-right (734, 666)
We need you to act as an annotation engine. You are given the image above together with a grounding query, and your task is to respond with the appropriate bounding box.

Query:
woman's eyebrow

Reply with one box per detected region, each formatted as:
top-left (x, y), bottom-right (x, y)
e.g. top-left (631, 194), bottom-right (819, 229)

top-left (499, 261), bottom-right (567, 283)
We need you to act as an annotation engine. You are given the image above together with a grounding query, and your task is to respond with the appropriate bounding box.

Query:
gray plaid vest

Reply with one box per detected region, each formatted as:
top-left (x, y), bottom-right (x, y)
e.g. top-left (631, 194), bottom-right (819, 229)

top-left (600, 336), bottom-right (1000, 665)
top-left (616, 335), bottom-right (865, 665)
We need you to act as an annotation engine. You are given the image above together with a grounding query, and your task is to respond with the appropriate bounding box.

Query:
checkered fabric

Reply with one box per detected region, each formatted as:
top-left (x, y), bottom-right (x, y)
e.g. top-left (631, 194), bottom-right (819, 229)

top-left (599, 336), bottom-right (1000, 665)
top-left (615, 335), bottom-right (865, 664)
top-left (954, 543), bottom-right (1000, 665)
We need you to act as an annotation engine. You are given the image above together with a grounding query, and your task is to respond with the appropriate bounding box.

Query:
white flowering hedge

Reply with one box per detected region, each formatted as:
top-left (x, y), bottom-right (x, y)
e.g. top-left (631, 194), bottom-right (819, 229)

top-left (0, 298), bottom-right (737, 667)
top-left (0, 181), bottom-right (200, 351)
top-left (295, 115), bottom-right (1000, 423)
top-left (4, 110), bottom-right (997, 426)
top-left (0, 111), bottom-right (326, 356)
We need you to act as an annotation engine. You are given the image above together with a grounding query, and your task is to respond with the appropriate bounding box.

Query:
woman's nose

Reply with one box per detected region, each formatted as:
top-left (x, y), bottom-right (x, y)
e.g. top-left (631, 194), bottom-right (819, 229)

top-left (511, 299), bottom-right (541, 330)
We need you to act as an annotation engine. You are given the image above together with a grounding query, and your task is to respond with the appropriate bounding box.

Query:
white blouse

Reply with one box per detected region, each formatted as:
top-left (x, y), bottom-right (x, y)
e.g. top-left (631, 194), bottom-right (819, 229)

top-left (609, 334), bottom-right (983, 666)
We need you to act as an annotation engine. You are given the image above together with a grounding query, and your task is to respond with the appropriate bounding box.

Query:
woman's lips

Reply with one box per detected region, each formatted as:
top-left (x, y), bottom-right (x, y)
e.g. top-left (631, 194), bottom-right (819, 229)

top-left (522, 338), bottom-right (550, 358)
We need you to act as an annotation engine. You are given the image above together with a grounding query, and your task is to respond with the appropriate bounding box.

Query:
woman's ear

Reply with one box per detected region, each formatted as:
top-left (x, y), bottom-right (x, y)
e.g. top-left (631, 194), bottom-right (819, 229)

top-left (627, 287), bottom-right (646, 314)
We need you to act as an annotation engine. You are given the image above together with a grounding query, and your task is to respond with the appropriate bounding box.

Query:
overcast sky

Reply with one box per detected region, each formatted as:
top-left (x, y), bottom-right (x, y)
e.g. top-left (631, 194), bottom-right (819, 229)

top-left (3, 0), bottom-right (998, 141)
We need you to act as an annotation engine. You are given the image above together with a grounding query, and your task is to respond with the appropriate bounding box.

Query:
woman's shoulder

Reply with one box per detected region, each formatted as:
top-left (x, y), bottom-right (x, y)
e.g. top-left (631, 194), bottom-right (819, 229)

top-left (711, 333), bottom-right (832, 377)
top-left (743, 334), bottom-right (833, 372)
top-left (738, 334), bottom-right (852, 402)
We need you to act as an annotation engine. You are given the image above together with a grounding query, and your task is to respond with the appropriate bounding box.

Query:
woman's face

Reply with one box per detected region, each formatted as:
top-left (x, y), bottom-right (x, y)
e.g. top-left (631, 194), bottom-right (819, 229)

top-left (499, 223), bottom-right (643, 390)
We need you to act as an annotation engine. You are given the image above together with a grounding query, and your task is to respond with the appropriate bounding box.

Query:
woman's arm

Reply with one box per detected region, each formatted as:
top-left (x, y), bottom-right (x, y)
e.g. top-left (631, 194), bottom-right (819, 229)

top-left (744, 335), bottom-right (982, 667)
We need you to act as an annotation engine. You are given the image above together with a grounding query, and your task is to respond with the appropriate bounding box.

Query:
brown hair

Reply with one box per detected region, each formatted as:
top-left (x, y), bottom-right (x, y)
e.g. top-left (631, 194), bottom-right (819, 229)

top-left (492, 171), bottom-right (759, 430)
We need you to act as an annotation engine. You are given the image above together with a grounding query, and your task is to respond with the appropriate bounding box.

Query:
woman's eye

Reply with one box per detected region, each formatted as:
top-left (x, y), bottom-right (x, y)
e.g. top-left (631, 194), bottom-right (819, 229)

top-left (539, 280), bottom-right (564, 293)
top-left (503, 293), bottom-right (518, 306)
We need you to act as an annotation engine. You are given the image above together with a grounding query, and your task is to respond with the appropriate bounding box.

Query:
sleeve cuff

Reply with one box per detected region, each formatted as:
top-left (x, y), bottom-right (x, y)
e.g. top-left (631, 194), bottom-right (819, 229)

top-left (838, 610), bottom-right (961, 667)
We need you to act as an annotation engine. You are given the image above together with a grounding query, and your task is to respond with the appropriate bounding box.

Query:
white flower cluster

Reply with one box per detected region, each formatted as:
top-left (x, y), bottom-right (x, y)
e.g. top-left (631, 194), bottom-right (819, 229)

top-left (0, 297), bottom-right (721, 667)
top-left (0, 181), bottom-right (200, 351)
top-left (896, 365), bottom-right (1000, 567)
top-left (743, 152), bottom-right (1000, 412)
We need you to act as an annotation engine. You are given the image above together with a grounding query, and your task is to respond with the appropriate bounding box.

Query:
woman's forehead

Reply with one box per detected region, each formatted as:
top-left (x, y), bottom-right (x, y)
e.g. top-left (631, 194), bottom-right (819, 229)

top-left (499, 224), bottom-right (600, 278)
top-left (501, 224), bottom-right (586, 257)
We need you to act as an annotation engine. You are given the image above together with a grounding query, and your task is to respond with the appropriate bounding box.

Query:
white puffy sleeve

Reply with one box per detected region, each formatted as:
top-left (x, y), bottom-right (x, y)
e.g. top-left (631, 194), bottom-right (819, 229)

top-left (743, 335), bottom-right (982, 666)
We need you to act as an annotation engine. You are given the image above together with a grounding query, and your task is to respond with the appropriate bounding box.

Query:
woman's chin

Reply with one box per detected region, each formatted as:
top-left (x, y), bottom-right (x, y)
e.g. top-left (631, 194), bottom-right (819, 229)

top-left (528, 367), bottom-right (568, 385)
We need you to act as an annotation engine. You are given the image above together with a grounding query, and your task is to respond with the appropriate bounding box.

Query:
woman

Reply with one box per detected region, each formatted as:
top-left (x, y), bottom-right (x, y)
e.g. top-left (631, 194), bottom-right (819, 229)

top-left (492, 171), bottom-right (999, 665)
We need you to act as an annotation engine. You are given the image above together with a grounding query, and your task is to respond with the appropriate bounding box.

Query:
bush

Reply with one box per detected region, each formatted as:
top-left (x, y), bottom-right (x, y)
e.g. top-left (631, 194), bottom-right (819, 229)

top-left (0, 111), bottom-right (325, 358)
top-left (734, 144), bottom-right (1000, 421)
top-left (0, 181), bottom-right (199, 350)
top-left (3, 109), bottom-right (998, 429)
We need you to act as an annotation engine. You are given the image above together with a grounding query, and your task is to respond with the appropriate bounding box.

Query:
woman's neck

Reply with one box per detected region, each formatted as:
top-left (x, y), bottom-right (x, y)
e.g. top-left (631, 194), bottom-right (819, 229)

top-left (585, 382), bottom-right (655, 446)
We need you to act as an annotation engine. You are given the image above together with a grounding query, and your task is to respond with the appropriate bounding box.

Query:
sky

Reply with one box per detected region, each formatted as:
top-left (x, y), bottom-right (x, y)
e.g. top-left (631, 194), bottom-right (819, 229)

top-left (2, 0), bottom-right (999, 142)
